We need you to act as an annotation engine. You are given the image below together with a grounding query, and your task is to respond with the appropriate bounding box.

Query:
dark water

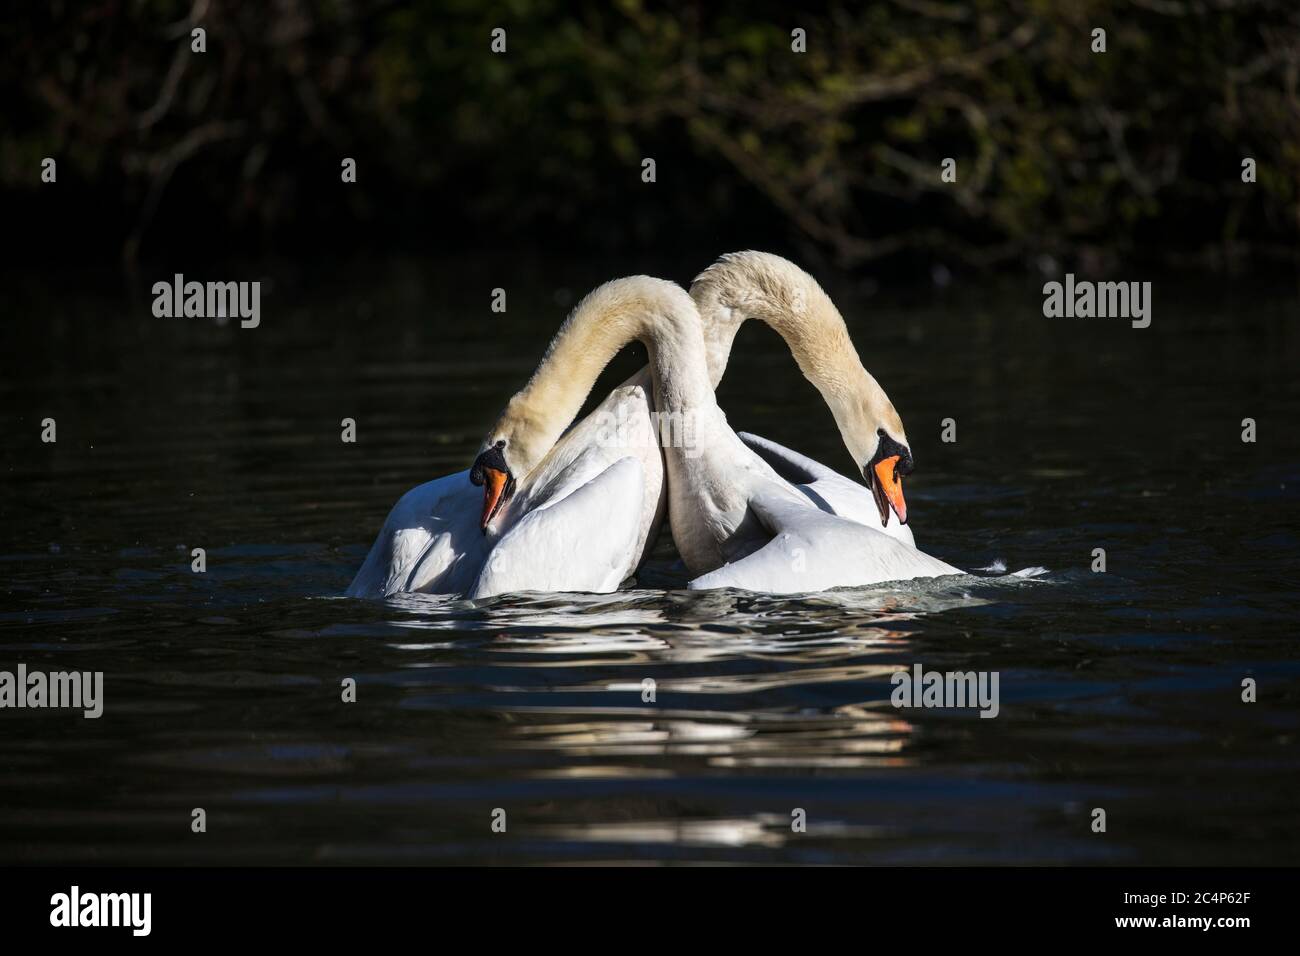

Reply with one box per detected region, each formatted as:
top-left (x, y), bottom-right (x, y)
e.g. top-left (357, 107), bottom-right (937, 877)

top-left (2, 257), bottom-right (1298, 865)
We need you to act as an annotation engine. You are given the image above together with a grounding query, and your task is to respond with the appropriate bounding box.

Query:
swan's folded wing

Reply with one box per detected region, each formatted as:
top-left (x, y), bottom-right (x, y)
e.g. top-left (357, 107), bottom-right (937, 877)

top-left (688, 489), bottom-right (958, 594)
top-left (738, 431), bottom-right (915, 547)
top-left (468, 456), bottom-right (646, 599)
top-left (738, 431), bottom-right (841, 484)
top-left (346, 470), bottom-right (487, 599)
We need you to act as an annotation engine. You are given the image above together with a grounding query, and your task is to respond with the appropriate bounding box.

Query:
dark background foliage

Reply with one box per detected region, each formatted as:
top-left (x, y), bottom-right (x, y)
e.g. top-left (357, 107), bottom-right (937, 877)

top-left (3, 0), bottom-right (1298, 275)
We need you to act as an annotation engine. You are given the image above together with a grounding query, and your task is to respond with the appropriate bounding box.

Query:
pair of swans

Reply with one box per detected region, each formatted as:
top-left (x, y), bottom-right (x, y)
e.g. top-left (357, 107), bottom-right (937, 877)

top-left (347, 252), bottom-right (960, 600)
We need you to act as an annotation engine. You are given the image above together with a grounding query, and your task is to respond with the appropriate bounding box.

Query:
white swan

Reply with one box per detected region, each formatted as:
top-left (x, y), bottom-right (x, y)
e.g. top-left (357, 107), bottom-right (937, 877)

top-left (348, 255), bottom-right (952, 599)
top-left (689, 251), bottom-right (920, 545)
top-left (345, 367), bottom-right (662, 600)
top-left (469, 276), bottom-right (959, 594)
top-left (347, 280), bottom-right (677, 600)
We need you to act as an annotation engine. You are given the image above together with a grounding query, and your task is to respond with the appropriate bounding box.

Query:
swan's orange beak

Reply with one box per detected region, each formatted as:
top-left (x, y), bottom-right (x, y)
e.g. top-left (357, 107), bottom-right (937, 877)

top-left (470, 442), bottom-right (517, 534)
top-left (871, 455), bottom-right (907, 526)
top-left (479, 467), bottom-right (509, 532)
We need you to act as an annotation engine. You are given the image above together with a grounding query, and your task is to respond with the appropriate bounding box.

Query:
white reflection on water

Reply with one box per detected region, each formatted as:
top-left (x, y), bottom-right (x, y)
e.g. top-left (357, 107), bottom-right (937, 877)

top-left (376, 572), bottom-right (1024, 632)
top-left (536, 815), bottom-right (891, 848)
top-left (359, 573), bottom-right (1049, 848)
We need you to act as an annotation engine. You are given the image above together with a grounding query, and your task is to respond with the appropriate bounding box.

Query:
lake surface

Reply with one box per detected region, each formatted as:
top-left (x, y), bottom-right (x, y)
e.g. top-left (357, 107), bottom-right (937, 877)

top-left (2, 256), bottom-right (1298, 865)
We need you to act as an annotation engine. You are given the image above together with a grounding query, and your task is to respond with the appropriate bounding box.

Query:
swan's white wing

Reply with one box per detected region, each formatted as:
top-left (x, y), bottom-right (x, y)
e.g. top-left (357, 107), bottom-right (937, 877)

top-left (469, 456), bottom-right (646, 599)
top-left (738, 431), bottom-right (916, 547)
top-left (346, 470), bottom-right (489, 599)
top-left (348, 378), bottom-right (662, 602)
top-left (737, 431), bottom-right (843, 484)
top-left (510, 376), bottom-right (666, 572)
top-left (688, 489), bottom-right (959, 594)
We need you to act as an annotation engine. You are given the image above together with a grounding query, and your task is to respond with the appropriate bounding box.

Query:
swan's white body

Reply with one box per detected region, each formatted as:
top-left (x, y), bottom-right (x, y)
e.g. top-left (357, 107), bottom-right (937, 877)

top-left (629, 281), bottom-right (958, 592)
top-left (685, 435), bottom-right (959, 592)
top-left (739, 431), bottom-right (915, 547)
top-left (346, 372), bottom-right (661, 599)
top-left (348, 254), bottom-right (956, 599)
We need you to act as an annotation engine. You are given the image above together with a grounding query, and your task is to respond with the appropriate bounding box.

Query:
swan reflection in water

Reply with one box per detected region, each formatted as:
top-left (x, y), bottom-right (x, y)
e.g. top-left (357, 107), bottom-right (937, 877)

top-left (350, 571), bottom-right (1048, 851)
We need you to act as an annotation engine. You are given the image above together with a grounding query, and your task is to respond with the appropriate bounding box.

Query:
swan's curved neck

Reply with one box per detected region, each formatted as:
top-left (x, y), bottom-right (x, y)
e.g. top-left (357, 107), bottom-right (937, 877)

top-left (690, 252), bottom-right (903, 458)
top-left (691, 252), bottom-right (865, 394)
top-left (500, 278), bottom-right (713, 472)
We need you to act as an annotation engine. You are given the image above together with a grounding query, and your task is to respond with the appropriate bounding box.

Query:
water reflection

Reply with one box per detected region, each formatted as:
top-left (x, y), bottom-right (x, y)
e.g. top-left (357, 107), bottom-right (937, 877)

top-left (535, 815), bottom-right (889, 849)
top-left (368, 575), bottom-right (1037, 793)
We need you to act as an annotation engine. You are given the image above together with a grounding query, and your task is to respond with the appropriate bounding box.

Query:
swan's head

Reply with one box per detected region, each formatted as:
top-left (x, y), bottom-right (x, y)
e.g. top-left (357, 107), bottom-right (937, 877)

top-left (863, 427), bottom-right (913, 527)
top-left (469, 393), bottom-right (551, 533)
top-left (469, 439), bottom-right (516, 533)
top-left (839, 385), bottom-right (912, 527)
